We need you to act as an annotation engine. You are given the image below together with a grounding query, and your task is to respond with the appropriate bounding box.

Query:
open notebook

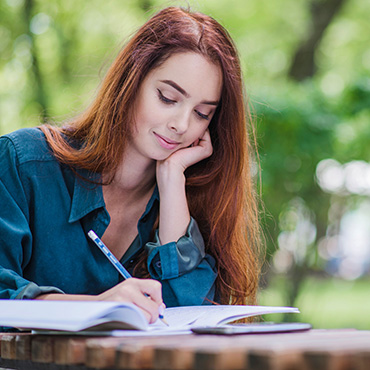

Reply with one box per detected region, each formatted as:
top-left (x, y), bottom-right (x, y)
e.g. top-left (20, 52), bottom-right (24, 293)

top-left (0, 300), bottom-right (300, 335)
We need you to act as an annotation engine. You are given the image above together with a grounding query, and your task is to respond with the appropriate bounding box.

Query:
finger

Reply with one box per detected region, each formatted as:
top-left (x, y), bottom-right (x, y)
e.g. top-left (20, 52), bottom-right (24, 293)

top-left (196, 130), bottom-right (213, 156)
top-left (119, 278), bottom-right (162, 300)
top-left (159, 302), bottom-right (166, 316)
top-left (102, 279), bottom-right (163, 323)
top-left (200, 128), bottom-right (210, 140)
top-left (138, 279), bottom-right (163, 305)
top-left (191, 138), bottom-right (200, 147)
top-left (190, 129), bottom-right (210, 148)
top-left (128, 279), bottom-right (164, 323)
top-left (130, 290), bottom-right (162, 323)
top-left (112, 279), bottom-right (161, 323)
top-left (199, 129), bottom-right (211, 145)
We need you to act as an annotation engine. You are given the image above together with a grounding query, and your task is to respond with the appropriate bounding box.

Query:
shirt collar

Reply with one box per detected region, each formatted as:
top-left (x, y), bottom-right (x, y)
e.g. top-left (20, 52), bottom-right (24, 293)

top-left (68, 169), bottom-right (105, 223)
top-left (141, 184), bottom-right (159, 219)
top-left (68, 170), bottom-right (160, 224)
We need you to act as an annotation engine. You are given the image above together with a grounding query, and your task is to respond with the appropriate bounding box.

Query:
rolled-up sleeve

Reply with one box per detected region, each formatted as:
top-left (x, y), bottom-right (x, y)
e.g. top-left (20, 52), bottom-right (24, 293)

top-left (145, 218), bottom-right (217, 306)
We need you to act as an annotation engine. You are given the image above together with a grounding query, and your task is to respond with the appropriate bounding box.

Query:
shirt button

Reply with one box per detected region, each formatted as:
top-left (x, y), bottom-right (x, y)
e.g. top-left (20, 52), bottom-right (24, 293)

top-left (155, 261), bottom-right (161, 268)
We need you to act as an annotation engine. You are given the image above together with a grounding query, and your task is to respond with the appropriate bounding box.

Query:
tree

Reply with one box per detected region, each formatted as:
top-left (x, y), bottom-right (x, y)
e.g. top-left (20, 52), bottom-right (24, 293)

top-left (289, 0), bottom-right (347, 81)
top-left (24, 0), bottom-right (48, 121)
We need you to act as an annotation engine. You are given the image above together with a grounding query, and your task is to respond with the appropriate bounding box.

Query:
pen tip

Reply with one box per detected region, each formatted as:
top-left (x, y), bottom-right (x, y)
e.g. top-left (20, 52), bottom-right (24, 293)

top-left (160, 316), bottom-right (169, 326)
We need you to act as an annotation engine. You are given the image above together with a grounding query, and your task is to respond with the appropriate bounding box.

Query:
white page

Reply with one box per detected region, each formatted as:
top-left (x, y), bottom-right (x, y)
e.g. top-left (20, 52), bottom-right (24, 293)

top-left (148, 305), bottom-right (300, 331)
top-left (79, 306), bottom-right (301, 337)
top-left (0, 300), bottom-right (148, 331)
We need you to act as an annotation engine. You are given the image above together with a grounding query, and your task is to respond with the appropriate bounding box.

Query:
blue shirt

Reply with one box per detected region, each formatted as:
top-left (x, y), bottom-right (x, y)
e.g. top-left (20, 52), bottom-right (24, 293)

top-left (0, 128), bottom-right (217, 311)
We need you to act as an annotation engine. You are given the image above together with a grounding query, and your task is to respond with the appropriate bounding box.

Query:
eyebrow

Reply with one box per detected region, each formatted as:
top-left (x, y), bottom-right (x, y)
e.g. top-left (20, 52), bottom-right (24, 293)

top-left (160, 80), bottom-right (219, 106)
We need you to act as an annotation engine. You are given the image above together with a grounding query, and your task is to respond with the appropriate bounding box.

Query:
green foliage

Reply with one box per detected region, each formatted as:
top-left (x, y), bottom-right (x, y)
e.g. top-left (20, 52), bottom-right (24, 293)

top-left (259, 276), bottom-right (370, 329)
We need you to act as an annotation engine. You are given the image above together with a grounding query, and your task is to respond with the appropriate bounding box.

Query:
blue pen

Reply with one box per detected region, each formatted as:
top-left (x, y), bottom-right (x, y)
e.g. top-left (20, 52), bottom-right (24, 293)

top-left (87, 230), bottom-right (168, 325)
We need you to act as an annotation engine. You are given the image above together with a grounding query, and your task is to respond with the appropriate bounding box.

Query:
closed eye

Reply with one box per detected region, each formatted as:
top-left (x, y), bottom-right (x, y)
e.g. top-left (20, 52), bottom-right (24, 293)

top-left (195, 110), bottom-right (210, 121)
top-left (157, 89), bottom-right (176, 104)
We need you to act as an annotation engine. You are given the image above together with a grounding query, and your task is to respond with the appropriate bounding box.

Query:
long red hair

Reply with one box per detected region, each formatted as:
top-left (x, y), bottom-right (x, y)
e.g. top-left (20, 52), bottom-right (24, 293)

top-left (40, 7), bottom-right (262, 305)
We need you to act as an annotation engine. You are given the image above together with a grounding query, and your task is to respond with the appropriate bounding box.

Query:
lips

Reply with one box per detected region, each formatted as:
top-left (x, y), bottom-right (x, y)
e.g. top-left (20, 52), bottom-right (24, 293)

top-left (154, 132), bottom-right (180, 150)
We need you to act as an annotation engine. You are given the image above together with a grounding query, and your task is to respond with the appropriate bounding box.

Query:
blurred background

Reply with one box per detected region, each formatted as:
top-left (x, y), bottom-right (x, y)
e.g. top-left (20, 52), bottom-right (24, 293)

top-left (0, 0), bottom-right (369, 328)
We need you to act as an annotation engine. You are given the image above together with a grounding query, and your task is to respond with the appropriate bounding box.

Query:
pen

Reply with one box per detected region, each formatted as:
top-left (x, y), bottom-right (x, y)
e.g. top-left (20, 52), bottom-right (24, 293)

top-left (88, 230), bottom-right (168, 326)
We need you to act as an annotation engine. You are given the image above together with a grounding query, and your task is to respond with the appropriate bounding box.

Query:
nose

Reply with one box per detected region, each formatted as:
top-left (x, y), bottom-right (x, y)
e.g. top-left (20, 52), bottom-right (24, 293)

top-left (168, 113), bottom-right (190, 134)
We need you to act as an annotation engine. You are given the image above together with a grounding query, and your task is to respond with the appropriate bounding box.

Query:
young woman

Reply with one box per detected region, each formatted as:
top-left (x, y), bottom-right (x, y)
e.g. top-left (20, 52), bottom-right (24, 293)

top-left (0, 7), bottom-right (261, 325)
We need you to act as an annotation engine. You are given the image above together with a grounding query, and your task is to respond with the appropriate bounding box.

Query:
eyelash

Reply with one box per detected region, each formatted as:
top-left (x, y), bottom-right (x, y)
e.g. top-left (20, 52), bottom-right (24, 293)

top-left (195, 110), bottom-right (210, 120)
top-left (157, 89), bottom-right (176, 104)
top-left (157, 89), bottom-right (210, 121)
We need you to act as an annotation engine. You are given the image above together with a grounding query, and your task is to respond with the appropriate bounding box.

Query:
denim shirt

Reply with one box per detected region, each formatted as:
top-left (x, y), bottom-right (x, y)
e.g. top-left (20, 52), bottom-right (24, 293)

top-left (0, 128), bottom-right (217, 312)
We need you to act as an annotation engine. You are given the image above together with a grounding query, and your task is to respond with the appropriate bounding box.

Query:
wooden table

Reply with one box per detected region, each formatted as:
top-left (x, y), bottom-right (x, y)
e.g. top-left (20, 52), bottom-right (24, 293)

top-left (1, 329), bottom-right (369, 370)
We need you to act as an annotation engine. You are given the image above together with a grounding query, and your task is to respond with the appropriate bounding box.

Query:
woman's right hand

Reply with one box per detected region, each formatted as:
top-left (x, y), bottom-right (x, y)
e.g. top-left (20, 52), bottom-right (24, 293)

top-left (97, 278), bottom-right (165, 324)
top-left (36, 278), bottom-right (164, 324)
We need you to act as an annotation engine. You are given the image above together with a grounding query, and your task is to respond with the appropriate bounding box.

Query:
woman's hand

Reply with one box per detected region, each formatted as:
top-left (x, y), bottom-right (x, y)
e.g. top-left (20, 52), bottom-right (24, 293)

top-left (98, 278), bottom-right (165, 323)
top-left (155, 130), bottom-right (212, 245)
top-left (159, 129), bottom-right (213, 173)
top-left (35, 278), bottom-right (165, 324)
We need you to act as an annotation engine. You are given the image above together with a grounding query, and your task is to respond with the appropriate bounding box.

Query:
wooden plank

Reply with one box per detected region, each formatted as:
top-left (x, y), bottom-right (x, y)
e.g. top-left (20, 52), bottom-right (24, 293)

top-left (15, 335), bottom-right (32, 361)
top-left (353, 350), bottom-right (370, 370)
top-left (194, 346), bottom-right (247, 370)
top-left (115, 335), bottom-right (192, 370)
top-left (152, 335), bottom-right (234, 370)
top-left (54, 337), bottom-right (87, 365)
top-left (152, 330), bottom-right (351, 370)
top-left (303, 351), bottom-right (353, 370)
top-left (31, 336), bottom-right (55, 363)
top-left (0, 333), bottom-right (4, 357)
top-left (115, 342), bottom-right (154, 369)
top-left (247, 330), bottom-right (370, 370)
top-left (85, 337), bottom-right (134, 368)
top-left (248, 348), bottom-right (304, 370)
top-left (152, 335), bottom-right (212, 370)
top-left (154, 345), bottom-right (194, 370)
top-left (303, 342), bottom-right (370, 370)
top-left (0, 335), bottom-right (17, 360)
top-left (1, 333), bottom-right (32, 361)
top-left (204, 331), bottom-right (318, 370)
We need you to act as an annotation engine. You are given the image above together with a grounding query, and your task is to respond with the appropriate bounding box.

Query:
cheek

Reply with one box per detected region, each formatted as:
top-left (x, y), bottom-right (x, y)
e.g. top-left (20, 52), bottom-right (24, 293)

top-left (190, 123), bottom-right (209, 140)
top-left (135, 93), bottom-right (162, 126)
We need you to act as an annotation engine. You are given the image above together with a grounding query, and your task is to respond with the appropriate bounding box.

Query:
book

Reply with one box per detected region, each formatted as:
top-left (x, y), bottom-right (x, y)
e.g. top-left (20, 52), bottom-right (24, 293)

top-left (0, 300), bottom-right (299, 334)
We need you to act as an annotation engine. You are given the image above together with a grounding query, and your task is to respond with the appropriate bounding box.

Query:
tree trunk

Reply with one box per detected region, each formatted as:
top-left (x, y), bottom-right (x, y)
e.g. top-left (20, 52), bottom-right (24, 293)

top-left (24, 0), bottom-right (48, 122)
top-left (289, 0), bottom-right (347, 81)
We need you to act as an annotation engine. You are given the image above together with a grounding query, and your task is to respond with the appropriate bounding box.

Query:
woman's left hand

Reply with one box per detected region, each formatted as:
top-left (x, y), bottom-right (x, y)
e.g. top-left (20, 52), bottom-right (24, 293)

top-left (155, 129), bottom-right (212, 244)
top-left (158, 129), bottom-right (213, 174)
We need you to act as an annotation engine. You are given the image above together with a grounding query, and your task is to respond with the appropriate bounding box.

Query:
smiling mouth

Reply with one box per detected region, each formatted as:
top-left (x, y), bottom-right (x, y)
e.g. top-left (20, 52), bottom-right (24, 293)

top-left (154, 132), bottom-right (180, 150)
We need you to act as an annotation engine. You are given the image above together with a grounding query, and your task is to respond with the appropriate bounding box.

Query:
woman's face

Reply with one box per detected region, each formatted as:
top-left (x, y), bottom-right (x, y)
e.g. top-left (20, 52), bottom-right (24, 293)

top-left (131, 52), bottom-right (222, 162)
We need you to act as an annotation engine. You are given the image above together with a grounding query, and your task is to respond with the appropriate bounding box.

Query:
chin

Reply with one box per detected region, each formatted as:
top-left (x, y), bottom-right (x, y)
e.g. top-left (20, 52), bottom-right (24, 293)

top-left (153, 154), bottom-right (172, 162)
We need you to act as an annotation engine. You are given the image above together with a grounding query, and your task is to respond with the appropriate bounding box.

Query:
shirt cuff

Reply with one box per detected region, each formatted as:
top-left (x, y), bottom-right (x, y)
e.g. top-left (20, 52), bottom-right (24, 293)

top-left (145, 217), bottom-right (205, 280)
top-left (15, 282), bottom-right (65, 299)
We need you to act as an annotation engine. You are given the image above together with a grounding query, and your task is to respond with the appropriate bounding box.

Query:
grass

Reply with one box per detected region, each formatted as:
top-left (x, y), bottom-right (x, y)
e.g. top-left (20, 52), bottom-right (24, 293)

top-left (258, 275), bottom-right (370, 330)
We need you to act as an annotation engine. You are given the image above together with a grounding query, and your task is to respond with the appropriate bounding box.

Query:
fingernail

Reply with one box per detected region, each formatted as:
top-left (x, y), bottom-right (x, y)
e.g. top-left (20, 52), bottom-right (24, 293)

top-left (159, 303), bottom-right (165, 315)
